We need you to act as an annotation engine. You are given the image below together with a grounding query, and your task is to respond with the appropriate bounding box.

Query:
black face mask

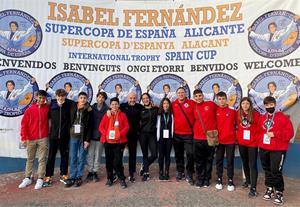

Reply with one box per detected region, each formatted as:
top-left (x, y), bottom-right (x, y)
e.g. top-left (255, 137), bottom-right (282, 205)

top-left (266, 107), bottom-right (275, 114)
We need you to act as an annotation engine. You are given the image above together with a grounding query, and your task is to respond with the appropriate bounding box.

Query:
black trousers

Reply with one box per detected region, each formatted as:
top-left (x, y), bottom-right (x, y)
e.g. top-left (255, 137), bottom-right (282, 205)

top-left (127, 133), bottom-right (139, 174)
top-left (105, 143), bottom-right (125, 181)
top-left (158, 137), bottom-right (173, 173)
top-left (140, 132), bottom-right (158, 173)
top-left (239, 145), bottom-right (258, 189)
top-left (194, 140), bottom-right (215, 182)
top-left (45, 138), bottom-right (69, 177)
top-left (173, 134), bottom-right (194, 176)
top-left (215, 143), bottom-right (235, 180)
top-left (259, 149), bottom-right (286, 192)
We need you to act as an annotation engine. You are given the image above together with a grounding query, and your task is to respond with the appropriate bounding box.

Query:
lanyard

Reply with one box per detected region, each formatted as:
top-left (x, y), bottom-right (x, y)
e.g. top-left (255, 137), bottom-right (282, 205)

top-left (163, 113), bottom-right (169, 127)
top-left (265, 113), bottom-right (275, 132)
top-left (76, 110), bottom-right (82, 125)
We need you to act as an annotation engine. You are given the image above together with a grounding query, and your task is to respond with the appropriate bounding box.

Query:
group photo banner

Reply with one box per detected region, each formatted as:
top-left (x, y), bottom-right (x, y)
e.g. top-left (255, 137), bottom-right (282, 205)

top-left (0, 0), bottom-right (300, 158)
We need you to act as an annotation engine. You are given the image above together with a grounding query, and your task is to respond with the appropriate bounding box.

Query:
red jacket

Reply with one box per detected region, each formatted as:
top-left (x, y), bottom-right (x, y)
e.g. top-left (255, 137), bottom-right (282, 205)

top-left (20, 103), bottom-right (49, 141)
top-left (216, 106), bottom-right (236, 144)
top-left (172, 98), bottom-right (195, 135)
top-left (257, 112), bottom-right (294, 151)
top-left (236, 110), bottom-right (260, 147)
top-left (193, 101), bottom-right (217, 140)
top-left (99, 111), bottom-right (129, 144)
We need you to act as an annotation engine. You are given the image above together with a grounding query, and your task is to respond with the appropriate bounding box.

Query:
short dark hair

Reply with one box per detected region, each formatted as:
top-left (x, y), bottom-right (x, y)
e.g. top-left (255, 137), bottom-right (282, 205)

top-left (263, 96), bottom-right (276, 105)
top-left (212, 83), bottom-right (220, 89)
top-left (64, 82), bottom-right (72, 88)
top-left (163, 84), bottom-right (170, 90)
top-left (55, 89), bottom-right (67, 96)
top-left (9, 21), bottom-right (18, 28)
top-left (216, 91), bottom-right (227, 98)
top-left (268, 22), bottom-right (277, 29)
top-left (78, 91), bottom-right (88, 98)
top-left (193, 89), bottom-right (203, 95)
top-left (176, 87), bottom-right (185, 93)
top-left (115, 84), bottom-right (122, 90)
top-left (6, 80), bottom-right (15, 87)
top-left (97, 91), bottom-right (107, 100)
top-left (36, 90), bottom-right (47, 97)
top-left (110, 97), bottom-right (119, 104)
top-left (267, 81), bottom-right (277, 89)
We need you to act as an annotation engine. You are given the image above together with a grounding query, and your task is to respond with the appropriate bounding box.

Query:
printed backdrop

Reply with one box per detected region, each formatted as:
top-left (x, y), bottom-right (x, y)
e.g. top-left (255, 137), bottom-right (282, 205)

top-left (0, 0), bottom-right (300, 158)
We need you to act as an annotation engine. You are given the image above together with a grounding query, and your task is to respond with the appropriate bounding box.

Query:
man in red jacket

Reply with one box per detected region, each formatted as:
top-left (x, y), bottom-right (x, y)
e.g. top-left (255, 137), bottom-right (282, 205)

top-left (215, 91), bottom-right (236, 192)
top-left (172, 87), bottom-right (195, 185)
top-left (193, 89), bottom-right (217, 188)
top-left (19, 90), bottom-right (49, 190)
top-left (258, 96), bottom-right (294, 206)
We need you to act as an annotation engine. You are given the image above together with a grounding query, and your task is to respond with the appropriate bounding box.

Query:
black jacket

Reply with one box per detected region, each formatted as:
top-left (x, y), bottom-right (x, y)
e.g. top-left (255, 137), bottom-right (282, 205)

top-left (90, 102), bottom-right (109, 141)
top-left (48, 99), bottom-right (73, 140)
top-left (120, 102), bottom-right (143, 135)
top-left (70, 102), bottom-right (92, 142)
top-left (140, 106), bottom-right (158, 133)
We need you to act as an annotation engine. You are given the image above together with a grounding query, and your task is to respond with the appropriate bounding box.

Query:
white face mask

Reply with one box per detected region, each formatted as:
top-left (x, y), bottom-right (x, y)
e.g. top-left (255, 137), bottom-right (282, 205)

top-left (57, 100), bottom-right (65, 105)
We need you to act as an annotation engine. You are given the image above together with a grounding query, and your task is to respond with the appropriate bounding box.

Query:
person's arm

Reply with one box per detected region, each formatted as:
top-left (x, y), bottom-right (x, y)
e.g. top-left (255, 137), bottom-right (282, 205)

top-left (203, 92), bottom-right (214, 101)
top-left (272, 114), bottom-right (294, 142)
top-left (15, 24), bottom-right (36, 44)
top-left (20, 108), bottom-right (30, 142)
top-left (0, 30), bottom-right (9, 39)
top-left (276, 19), bottom-right (296, 39)
top-left (226, 83), bottom-right (237, 97)
top-left (99, 115), bottom-right (108, 143)
top-left (13, 79), bottom-right (35, 101)
top-left (248, 88), bottom-right (266, 99)
top-left (276, 80), bottom-right (296, 99)
top-left (169, 91), bottom-right (177, 101)
top-left (249, 30), bottom-right (270, 42)
top-left (156, 115), bottom-right (161, 141)
top-left (148, 89), bottom-right (164, 100)
top-left (119, 113), bottom-right (129, 136)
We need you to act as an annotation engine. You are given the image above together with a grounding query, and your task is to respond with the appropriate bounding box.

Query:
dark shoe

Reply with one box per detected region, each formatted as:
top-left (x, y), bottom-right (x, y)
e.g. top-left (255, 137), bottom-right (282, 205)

top-left (74, 177), bottom-right (82, 187)
top-left (120, 180), bottom-right (127, 189)
top-left (164, 173), bottom-right (170, 181)
top-left (249, 188), bottom-right (257, 198)
top-left (64, 179), bottom-right (75, 188)
top-left (176, 172), bottom-right (185, 181)
top-left (105, 179), bottom-right (113, 187)
top-left (85, 172), bottom-right (94, 182)
top-left (128, 173), bottom-right (135, 183)
top-left (139, 164), bottom-right (144, 176)
top-left (203, 180), bottom-right (210, 188)
top-left (159, 171), bottom-right (164, 181)
top-left (59, 175), bottom-right (69, 184)
top-left (242, 181), bottom-right (250, 188)
top-left (93, 173), bottom-right (99, 182)
top-left (142, 173), bottom-right (150, 182)
top-left (273, 191), bottom-right (284, 205)
top-left (186, 175), bottom-right (194, 186)
top-left (263, 187), bottom-right (274, 201)
top-left (113, 173), bottom-right (118, 183)
top-left (195, 180), bottom-right (204, 188)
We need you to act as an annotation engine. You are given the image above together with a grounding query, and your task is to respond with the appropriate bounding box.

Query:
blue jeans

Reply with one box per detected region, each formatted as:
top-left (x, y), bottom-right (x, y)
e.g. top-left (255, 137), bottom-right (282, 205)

top-left (70, 138), bottom-right (87, 179)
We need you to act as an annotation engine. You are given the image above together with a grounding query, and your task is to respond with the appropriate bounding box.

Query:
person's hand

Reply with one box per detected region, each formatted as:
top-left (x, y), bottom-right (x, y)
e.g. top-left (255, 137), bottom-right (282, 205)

top-left (233, 79), bottom-right (239, 86)
top-left (84, 141), bottom-right (89, 149)
top-left (293, 76), bottom-right (299, 84)
top-left (134, 80), bottom-right (139, 86)
top-left (146, 85), bottom-right (151, 91)
top-left (182, 80), bottom-right (187, 87)
top-left (85, 79), bottom-right (90, 85)
top-left (247, 83), bottom-right (252, 90)
top-left (106, 110), bottom-right (111, 117)
top-left (31, 77), bottom-right (36, 84)
top-left (98, 84), bottom-right (102, 90)
top-left (33, 20), bottom-right (39, 28)
top-left (267, 132), bottom-right (274, 138)
top-left (194, 84), bottom-right (199, 89)
top-left (293, 15), bottom-right (300, 22)
top-left (21, 141), bottom-right (27, 148)
top-left (247, 26), bottom-right (253, 32)
top-left (45, 82), bottom-right (50, 89)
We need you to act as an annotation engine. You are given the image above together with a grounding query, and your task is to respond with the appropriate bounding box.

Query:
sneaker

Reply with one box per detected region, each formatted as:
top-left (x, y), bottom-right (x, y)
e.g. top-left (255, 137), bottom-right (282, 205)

top-left (60, 175), bottom-right (69, 184)
top-left (128, 173), bottom-right (135, 183)
top-left (215, 178), bottom-right (223, 190)
top-left (164, 173), bottom-right (170, 181)
top-left (19, 177), bottom-right (32, 189)
top-left (93, 172), bottom-right (99, 182)
top-left (186, 176), bottom-right (194, 186)
top-left (159, 172), bottom-right (165, 181)
top-left (34, 178), bottom-right (44, 190)
top-left (195, 180), bottom-right (204, 188)
top-left (203, 180), bottom-right (210, 188)
top-left (242, 181), bottom-right (250, 188)
top-left (227, 179), bottom-right (235, 192)
top-left (106, 179), bottom-right (113, 187)
top-left (273, 191), bottom-right (284, 205)
top-left (74, 177), bottom-right (82, 187)
top-left (139, 164), bottom-right (144, 176)
top-left (263, 187), bottom-right (274, 201)
top-left (142, 173), bottom-right (150, 182)
top-left (176, 172), bottom-right (185, 181)
top-left (64, 179), bottom-right (75, 188)
top-left (120, 180), bottom-right (127, 189)
top-left (85, 172), bottom-right (94, 182)
top-left (113, 173), bottom-right (118, 183)
top-left (249, 188), bottom-right (257, 198)
top-left (42, 176), bottom-right (52, 187)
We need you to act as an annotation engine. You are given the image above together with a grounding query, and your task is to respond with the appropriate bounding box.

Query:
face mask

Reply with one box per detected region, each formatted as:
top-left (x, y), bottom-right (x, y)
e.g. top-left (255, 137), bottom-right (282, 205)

top-left (57, 100), bottom-right (65, 105)
top-left (266, 107), bottom-right (275, 114)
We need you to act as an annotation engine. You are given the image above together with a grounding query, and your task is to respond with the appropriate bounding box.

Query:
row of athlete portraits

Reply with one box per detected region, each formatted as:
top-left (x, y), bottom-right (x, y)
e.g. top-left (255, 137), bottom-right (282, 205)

top-left (0, 69), bottom-right (299, 117)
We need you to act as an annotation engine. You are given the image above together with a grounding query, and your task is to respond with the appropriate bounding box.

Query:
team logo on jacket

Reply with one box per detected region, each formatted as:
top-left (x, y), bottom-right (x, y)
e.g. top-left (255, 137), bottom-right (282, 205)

top-left (0, 68), bottom-right (39, 117)
top-left (196, 72), bottom-right (242, 109)
top-left (241, 118), bottom-right (250, 128)
top-left (99, 73), bottom-right (141, 105)
top-left (263, 119), bottom-right (274, 130)
top-left (248, 70), bottom-right (300, 113)
top-left (46, 72), bottom-right (93, 103)
top-left (148, 74), bottom-right (190, 106)
top-left (0, 10), bottom-right (42, 58)
top-left (248, 10), bottom-right (300, 58)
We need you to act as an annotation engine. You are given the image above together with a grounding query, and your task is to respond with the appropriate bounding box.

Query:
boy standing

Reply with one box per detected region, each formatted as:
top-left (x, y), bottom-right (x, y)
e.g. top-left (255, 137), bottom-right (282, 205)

top-left (19, 90), bottom-right (49, 190)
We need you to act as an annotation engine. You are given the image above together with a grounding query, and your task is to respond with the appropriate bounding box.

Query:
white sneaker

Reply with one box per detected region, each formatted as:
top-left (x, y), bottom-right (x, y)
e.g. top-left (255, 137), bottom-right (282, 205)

top-left (227, 184), bottom-right (235, 191)
top-left (18, 177), bottom-right (32, 188)
top-left (34, 178), bottom-right (44, 190)
top-left (215, 183), bottom-right (223, 190)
